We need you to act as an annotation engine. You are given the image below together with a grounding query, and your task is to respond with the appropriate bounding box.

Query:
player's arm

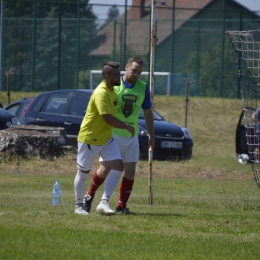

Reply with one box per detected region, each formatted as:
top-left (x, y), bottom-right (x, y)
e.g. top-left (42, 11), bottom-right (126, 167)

top-left (142, 85), bottom-right (155, 151)
top-left (102, 114), bottom-right (135, 137)
top-left (252, 112), bottom-right (257, 122)
top-left (143, 108), bottom-right (155, 151)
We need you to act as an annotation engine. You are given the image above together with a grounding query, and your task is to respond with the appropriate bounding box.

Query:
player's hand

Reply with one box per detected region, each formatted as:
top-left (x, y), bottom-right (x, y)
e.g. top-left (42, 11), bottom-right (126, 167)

top-left (126, 124), bottom-right (135, 137)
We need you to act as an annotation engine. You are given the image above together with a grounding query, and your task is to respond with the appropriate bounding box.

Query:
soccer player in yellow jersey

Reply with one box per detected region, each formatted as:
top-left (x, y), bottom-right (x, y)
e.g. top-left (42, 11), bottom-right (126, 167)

top-left (96, 57), bottom-right (155, 215)
top-left (74, 61), bottom-right (135, 215)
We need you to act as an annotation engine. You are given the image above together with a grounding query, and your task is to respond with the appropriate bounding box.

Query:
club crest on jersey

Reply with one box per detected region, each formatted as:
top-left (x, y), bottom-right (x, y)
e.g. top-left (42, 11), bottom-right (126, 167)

top-left (121, 94), bottom-right (137, 118)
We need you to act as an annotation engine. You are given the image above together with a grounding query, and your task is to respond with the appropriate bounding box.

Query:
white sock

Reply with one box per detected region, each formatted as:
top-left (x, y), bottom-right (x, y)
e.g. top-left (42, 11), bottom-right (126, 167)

top-left (74, 169), bottom-right (89, 205)
top-left (101, 170), bottom-right (122, 201)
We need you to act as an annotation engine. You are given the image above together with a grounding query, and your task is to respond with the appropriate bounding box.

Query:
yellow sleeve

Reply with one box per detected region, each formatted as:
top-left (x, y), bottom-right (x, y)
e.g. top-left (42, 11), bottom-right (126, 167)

top-left (94, 87), bottom-right (112, 116)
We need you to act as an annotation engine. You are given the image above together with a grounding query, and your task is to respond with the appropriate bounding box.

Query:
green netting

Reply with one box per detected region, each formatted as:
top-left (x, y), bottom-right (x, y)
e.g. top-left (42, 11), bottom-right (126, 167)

top-left (1, 1), bottom-right (260, 98)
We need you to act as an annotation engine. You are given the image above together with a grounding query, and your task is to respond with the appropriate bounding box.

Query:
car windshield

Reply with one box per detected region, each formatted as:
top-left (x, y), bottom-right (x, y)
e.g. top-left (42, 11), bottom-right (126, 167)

top-left (139, 109), bottom-right (163, 120)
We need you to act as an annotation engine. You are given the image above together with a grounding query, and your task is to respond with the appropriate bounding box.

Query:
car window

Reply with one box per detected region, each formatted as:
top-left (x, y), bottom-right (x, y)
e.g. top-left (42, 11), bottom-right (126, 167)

top-left (6, 104), bottom-right (20, 115)
top-left (44, 93), bottom-right (69, 114)
top-left (139, 108), bottom-right (163, 120)
top-left (32, 95), bottom-right (47, 112)
top-left (69, 93), bottom-right (89, 117)
top-left (17, 103), bottom-right (30, 120)
top-left (152, 109), bottom-right (164, 120)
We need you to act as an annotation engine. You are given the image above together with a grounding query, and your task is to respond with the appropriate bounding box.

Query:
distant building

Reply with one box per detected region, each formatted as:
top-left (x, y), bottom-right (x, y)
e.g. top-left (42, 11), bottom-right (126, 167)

top-left (89, 0), bottom-right (260, 73)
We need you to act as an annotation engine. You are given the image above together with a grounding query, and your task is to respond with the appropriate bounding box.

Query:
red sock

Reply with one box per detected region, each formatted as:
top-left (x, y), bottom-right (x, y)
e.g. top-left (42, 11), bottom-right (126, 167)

top-left (87, 171), bottom-right (105, 198)
top-left (117, 177), bottom-right (134, 209)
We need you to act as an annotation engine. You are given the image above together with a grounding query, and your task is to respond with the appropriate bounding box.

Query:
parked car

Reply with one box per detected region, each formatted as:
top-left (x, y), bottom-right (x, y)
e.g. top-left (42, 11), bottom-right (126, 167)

top-left (138, 109), bottom-right (193, 160)
top-left (21, 89), bottom-right (193, 160)
top-left (0, 103), bottom-right (21, 130)
top-left (22, 89), bottom-right (93, 146)
top-left (5, 97), bottom-right (34, 121)
top-left (236, 107), bottom-right (255, 164)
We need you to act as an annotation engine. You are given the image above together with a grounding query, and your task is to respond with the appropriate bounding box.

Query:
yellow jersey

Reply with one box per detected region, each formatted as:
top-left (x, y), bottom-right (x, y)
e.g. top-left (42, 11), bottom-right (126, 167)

top-left (77, 81), bottom-right (118, 145)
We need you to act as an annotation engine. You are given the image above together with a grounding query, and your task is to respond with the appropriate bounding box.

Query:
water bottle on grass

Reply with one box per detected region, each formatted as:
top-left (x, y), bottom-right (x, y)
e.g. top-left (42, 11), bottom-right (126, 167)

top-left (52, 180), bottom-right (61, 205)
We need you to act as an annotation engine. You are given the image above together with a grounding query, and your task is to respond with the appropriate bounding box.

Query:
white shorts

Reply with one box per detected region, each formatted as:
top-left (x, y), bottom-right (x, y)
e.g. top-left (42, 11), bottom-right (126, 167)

top-left (77, 138), bottom-right (122, 171)
top-left (100, 136), bottom-right (139, 163)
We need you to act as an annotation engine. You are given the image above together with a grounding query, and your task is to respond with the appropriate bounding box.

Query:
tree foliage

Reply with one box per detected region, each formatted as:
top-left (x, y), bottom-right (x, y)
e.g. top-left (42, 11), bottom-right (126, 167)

top-left (3, 0), bottom-right (101, 91)
top-left (4, 0), bottom-right (94, 18)
top-left (99, 5), bottom-right (120, 30)
top-left (107, 5), bottom-right (120, 21)
top-left (179, 38), bottom-right (239, 98)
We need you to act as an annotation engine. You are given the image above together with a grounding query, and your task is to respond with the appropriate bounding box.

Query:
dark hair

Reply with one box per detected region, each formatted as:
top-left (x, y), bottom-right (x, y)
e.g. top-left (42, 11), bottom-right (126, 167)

top-left (126, 57), bottom-right (143, 66)
top-left (102, 61), bottom-right (120, 77)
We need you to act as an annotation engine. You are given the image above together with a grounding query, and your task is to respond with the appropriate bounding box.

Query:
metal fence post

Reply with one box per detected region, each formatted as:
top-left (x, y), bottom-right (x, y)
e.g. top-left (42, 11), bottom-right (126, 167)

top-left (0, 0), bottom-right (5, 91)
top-left (220, 0), bottom-right (226, 97)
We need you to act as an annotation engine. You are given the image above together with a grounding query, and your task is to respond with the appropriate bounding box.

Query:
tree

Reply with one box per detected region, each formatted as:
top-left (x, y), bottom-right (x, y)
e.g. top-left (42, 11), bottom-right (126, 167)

top-left (179, 38), bottom-right (239, 98)
top-left (100, 5), bottom-right (120, 30)
top-left (34, 2), bottom-right (101, 90)
top-left (3, 0), bottom-right (102, 91)
top-left (107, 5), bottom-right (120, 21)
top-left (4, 0), bottom-right (94, 18)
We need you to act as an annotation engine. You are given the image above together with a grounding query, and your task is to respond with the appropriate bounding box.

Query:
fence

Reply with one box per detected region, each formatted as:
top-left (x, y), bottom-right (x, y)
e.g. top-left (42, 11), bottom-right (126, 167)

top-left (0, 0), bottom-right (260, 98)
top-left (90, 70), bottom-right (198, 96)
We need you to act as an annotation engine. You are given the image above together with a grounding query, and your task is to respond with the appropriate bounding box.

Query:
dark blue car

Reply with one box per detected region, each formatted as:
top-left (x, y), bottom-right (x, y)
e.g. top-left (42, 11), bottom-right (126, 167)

top-left (21, 89), bottom-right (193, 160)
top-left (138, 109), bottom-right (193, 160)
top-left (22, 89), bottom-right (92, 145)
top-left (5, 97), bottom-right (34, 121)
top-left (0, 103), bottom-right (21, 130)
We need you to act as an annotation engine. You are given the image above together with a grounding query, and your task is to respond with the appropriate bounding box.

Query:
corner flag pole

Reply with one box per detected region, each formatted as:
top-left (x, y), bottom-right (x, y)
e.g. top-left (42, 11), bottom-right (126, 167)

top-left (148, 0), bottom-right (156, 205)
top-left (148, 1), bottom-right (167, 205)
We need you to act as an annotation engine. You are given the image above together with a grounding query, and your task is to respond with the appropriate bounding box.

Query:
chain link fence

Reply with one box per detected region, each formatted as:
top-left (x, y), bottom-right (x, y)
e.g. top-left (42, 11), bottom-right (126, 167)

top-left (1, 1), bottom-right (260, 98)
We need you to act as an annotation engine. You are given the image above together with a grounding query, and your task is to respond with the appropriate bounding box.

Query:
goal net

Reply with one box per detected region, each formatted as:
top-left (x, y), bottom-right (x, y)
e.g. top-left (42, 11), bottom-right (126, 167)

top-left (227, 29), bottom-right (260, 188)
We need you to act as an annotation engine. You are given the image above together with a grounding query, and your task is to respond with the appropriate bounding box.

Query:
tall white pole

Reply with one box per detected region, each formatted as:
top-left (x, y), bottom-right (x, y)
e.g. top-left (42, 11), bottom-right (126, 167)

top-left (148, 0), bottom-right (156, 205)
top-left (149, 1), bottom-right (155, 100)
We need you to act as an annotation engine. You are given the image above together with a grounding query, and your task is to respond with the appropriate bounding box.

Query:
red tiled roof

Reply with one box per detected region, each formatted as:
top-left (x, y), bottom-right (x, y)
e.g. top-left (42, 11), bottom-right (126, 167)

top-left (90, 0), bottom-right (214, 56)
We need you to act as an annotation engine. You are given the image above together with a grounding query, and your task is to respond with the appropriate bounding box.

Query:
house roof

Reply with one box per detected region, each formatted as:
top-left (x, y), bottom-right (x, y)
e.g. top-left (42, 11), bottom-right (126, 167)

top-left (89, 0), bottom-right (231, 56)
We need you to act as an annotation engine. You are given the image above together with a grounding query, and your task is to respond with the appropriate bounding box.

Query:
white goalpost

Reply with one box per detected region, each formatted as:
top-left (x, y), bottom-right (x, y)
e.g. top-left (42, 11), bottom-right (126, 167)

top-left (90, 70), bottom-right (172, 95)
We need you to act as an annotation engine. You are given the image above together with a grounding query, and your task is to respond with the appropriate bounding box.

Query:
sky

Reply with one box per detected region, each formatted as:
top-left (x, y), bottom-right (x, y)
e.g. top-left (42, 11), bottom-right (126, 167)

top-left (88, 0), bottom-right (260, 20)
top-left (89, 0), bottom-right (133, 20)
top-left (234, 0), bottom-right (260, 11)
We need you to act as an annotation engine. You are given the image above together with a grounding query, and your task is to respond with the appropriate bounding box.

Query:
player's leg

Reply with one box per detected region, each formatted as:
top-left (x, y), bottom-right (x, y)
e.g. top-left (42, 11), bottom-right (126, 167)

top-left (101, 169), bottom-right (122, 201)
top-left (84, 138), bottom-right (123, 214)
top-left (97, 137), bottom-right (129, 215)
top-left (116, 162), bottom-right (136, 214)
top-left (254, 134), bottom-right (260, 163)
top-left (98, 138), bottom-right (124, 203)
top-left (116, 137), bottom-right (139, 214)
top-left (74, 142), bottom-right (96, 215)
top-left (96, 169), bottom-right (122, 215)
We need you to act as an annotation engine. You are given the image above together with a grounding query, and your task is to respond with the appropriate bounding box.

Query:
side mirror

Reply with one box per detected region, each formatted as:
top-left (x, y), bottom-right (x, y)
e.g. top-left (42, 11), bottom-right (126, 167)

top-left (238, 153), bottom-right (249, 164)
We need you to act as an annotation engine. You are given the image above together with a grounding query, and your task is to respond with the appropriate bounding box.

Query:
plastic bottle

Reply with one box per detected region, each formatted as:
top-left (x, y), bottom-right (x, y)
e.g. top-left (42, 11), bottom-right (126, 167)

top-left (51, 180), bottom-right (61, 205)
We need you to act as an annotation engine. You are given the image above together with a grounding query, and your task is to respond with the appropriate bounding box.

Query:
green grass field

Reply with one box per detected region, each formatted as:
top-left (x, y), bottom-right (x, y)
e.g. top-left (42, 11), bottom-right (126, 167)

top-left (1, 92), bottom-right (260, 259)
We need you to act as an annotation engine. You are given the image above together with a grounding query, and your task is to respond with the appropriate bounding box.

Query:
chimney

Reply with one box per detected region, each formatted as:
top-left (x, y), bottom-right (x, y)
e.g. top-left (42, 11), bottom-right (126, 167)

top-left (132, 0), bottom-right (146, 19)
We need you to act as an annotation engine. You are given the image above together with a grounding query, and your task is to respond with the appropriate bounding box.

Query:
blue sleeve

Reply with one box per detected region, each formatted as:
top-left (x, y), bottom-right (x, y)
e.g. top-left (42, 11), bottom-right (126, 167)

top-left (141, 84), bottom-right (152, 109)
